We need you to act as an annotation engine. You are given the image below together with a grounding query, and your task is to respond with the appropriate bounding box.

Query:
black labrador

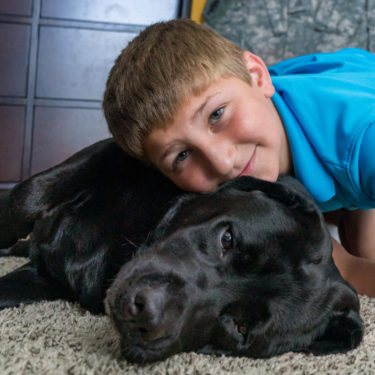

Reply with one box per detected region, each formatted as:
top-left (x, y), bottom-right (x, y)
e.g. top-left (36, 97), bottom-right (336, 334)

top-left (0, 139), bottom-right (363, 363)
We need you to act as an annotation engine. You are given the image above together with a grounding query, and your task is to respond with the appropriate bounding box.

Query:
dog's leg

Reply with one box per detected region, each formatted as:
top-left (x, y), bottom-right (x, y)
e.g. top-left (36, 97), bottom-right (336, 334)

top-left (0, 181), bottom-right (44, 249)
top-left (0, 236), bottom-right (31, 257)
top-left (0, 261), bottom-right (58, 310)
top-left (0, 190), bottom-right (25, 248)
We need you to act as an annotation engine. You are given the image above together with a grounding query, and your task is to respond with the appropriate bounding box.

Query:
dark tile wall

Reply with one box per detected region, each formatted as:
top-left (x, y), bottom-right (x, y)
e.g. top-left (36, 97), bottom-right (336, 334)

top-left (0, 0), bottom-right (191, 188)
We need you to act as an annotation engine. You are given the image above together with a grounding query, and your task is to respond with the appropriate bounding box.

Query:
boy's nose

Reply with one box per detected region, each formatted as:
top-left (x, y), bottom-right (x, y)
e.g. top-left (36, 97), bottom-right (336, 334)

top-left (201, 140), bottom-right (236, 177)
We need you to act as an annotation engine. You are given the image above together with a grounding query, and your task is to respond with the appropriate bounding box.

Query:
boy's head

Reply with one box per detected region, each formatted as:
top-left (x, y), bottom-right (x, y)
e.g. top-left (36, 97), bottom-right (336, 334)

top-left (103, 18), bottom-right (252, 162)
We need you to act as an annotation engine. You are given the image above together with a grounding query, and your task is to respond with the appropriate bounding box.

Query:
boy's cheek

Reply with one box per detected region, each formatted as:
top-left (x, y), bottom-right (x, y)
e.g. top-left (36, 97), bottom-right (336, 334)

top-left (170, 172), bottom-right (218, 193)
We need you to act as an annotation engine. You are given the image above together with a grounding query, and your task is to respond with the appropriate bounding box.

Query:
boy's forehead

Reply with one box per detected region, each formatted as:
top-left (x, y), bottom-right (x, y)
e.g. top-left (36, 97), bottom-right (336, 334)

top-left (146, 76), bottom-right (254, 142)
top-left (172, 76), bottom-right (240, 121)
top-left (149, 79), bottom-right (219, 134)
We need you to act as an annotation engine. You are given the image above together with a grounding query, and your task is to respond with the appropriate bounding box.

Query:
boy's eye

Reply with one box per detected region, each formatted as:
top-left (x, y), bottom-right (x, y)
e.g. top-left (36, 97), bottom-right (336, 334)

top-left (209, 107), bottom-right (224, 124)
top-left (174, 150), bottom-right (190, 166)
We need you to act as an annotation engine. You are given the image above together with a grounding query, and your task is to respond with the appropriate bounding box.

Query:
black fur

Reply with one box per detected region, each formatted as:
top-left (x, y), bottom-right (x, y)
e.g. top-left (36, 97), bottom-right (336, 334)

top-left (0, 139), bottom-right (363, 363)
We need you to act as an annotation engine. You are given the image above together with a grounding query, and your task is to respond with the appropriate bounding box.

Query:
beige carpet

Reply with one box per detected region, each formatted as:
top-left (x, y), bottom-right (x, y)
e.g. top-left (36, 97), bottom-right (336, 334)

top-left (1, 257), bottom-right (375, 375)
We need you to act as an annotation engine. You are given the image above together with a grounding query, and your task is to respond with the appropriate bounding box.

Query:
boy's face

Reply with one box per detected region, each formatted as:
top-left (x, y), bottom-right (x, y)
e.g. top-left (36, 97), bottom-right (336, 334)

top-left (144, 52), bottom-right (291, 192)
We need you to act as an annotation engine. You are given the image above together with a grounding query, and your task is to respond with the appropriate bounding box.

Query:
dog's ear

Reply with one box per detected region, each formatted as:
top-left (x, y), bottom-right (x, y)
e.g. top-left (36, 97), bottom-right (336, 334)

top-left (0, 262), bottom-right (58, 310)
top-left (306, 309), bottom-right (363, 355)
top-left (223, 175), bottom-right (318, 214)
top-left (275, 175), bottom-right (314, 201)
top-left (305, 282), bottom-right (363, 355)
top-left (273, 175), bottom-right (322, 216)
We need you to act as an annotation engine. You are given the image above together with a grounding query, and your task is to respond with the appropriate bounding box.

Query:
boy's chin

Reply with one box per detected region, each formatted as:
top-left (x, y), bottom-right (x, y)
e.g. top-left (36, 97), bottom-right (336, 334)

top-left (251, 172), bottom-right (279, 184)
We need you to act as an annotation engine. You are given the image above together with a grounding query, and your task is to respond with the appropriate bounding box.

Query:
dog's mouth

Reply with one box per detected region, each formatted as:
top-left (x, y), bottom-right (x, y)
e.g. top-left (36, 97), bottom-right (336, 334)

top-left (106, 269), bottom-right (190, 360)
top-left (116, 295), bottom-right (184, 363)
top-left (120, 334), bottom-right (182, 363)
top-left (110, 297), bottom-right (184, 363)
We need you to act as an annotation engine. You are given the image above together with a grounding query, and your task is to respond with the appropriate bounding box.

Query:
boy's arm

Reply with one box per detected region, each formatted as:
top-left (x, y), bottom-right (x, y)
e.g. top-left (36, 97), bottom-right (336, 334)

top-left (332, 236), bottom-right (375, 297)
top-left (339, 208), bottom-right (375, 261)
top-left (345, 121), bottom-right (375, 260)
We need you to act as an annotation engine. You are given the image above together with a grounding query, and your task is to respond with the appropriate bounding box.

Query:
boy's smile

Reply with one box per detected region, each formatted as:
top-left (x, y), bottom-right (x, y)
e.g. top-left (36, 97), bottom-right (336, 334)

top-left (144, 53), bottom-right (291, 192)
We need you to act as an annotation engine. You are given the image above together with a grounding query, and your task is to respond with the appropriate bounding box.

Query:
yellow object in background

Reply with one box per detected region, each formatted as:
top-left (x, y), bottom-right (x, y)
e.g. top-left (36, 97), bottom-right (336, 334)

top-left (190, 0), bottom-right (207, 24)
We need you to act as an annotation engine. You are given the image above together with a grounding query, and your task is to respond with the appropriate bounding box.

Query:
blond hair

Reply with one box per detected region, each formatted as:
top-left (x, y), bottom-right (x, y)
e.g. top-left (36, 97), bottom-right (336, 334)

top-left (103, 18), bottom-right (251, 161)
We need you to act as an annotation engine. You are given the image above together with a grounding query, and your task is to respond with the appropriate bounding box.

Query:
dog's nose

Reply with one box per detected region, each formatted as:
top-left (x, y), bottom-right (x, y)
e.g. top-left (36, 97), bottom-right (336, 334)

top-left (125, 286), bottom-right (167, 341)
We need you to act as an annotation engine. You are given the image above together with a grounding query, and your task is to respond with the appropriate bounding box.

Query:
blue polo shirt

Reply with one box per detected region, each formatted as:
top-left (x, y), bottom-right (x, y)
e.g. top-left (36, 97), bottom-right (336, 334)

top-left (269, 48), bottom-right (375, 212)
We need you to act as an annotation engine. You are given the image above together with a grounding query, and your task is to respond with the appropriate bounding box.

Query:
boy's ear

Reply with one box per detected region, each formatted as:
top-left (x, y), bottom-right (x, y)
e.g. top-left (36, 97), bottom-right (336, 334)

top-left (242, 51), bottom-right (275, 98)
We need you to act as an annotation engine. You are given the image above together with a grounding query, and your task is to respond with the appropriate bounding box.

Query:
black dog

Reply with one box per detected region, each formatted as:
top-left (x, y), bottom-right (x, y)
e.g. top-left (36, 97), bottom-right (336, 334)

top-left (0, 139), bottom-right (362, 363)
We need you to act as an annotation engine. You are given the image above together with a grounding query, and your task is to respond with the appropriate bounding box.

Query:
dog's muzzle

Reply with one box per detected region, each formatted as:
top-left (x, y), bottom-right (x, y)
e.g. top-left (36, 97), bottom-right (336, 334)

top-left (123, 280), bottom-right (171, 342)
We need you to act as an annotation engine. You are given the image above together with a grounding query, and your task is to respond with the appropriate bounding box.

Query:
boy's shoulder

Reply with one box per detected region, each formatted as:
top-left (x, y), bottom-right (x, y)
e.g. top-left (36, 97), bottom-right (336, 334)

top-left (270, 48), bottom-right (375, 119)
top-left (268, 48), bottom-right (375, 76)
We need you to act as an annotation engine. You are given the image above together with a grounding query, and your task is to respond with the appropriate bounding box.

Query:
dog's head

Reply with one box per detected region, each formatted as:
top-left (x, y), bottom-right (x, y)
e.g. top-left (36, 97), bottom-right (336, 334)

top-left (105, 176), bottom-right (362, 363)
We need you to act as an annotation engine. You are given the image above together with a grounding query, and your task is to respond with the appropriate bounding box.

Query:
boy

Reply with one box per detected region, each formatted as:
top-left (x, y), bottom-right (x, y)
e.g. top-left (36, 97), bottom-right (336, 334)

top-left (103, 19), bottom-right (375, 296)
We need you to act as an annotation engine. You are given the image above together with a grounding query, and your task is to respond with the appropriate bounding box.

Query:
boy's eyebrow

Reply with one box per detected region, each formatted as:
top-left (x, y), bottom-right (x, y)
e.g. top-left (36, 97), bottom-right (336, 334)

top-left (191, 92), bottom-right (220, 123)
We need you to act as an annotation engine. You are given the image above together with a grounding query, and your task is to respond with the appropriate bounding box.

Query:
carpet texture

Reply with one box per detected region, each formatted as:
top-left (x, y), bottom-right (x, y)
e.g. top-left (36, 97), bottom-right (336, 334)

top-left (1, 257), bottom-right (375, 375)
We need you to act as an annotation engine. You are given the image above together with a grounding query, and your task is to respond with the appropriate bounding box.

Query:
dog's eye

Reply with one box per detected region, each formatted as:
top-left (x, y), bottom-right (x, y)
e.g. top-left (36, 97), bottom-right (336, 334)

top-left (236, 321), bottom-right (248, 337)
top-left (221, 229), bottom-right (233, 252)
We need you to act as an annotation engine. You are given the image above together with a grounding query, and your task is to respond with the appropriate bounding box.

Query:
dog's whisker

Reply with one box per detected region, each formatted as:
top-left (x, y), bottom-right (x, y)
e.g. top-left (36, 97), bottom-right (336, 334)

top-left (121, 237), bottom-right (138, 249)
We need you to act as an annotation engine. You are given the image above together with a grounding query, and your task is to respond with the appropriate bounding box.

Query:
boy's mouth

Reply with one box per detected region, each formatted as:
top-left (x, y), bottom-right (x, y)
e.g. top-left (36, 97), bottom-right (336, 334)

top-left (239, 147), bottom-right (257, 177)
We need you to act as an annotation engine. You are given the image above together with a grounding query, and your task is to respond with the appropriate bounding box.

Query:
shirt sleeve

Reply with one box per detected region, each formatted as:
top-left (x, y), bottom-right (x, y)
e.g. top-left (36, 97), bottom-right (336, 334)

top-left (359, 122), bottom-right (375, 201)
